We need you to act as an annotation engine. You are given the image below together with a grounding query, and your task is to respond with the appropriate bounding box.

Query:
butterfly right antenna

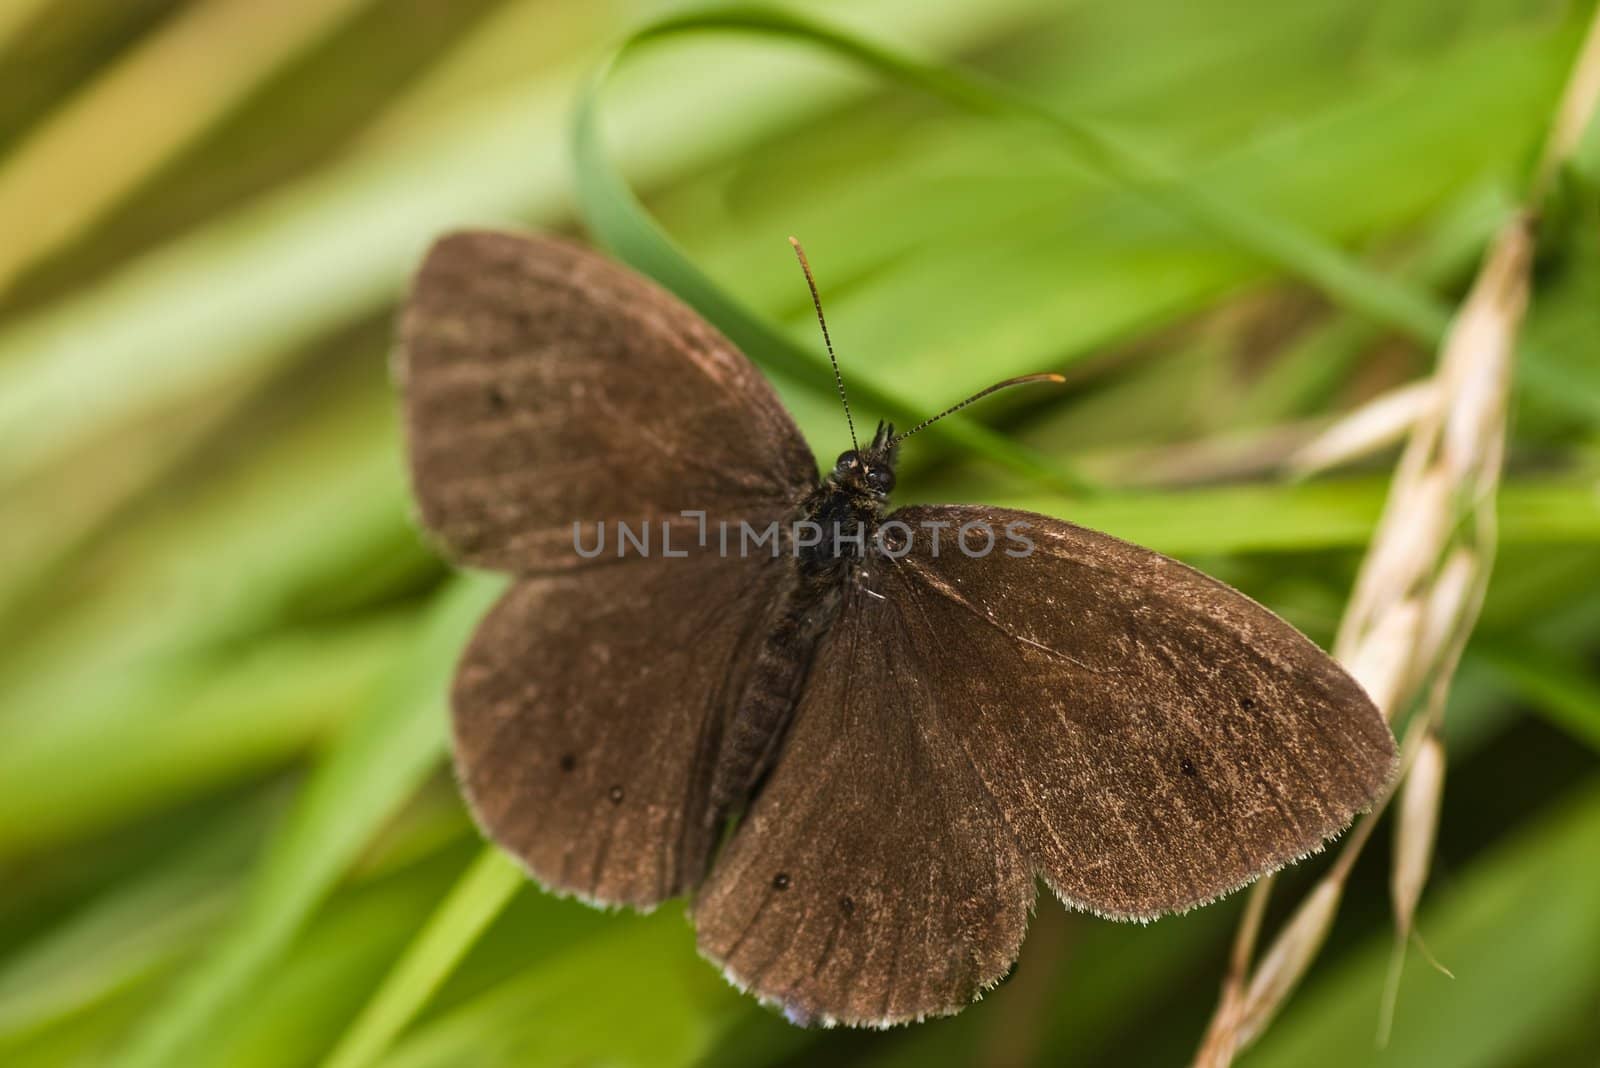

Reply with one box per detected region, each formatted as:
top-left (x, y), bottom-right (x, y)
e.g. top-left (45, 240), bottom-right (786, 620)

top-left (789, 237), bottom-right (858, 453)
top-left (890, 373), bottom-right (1066, 446)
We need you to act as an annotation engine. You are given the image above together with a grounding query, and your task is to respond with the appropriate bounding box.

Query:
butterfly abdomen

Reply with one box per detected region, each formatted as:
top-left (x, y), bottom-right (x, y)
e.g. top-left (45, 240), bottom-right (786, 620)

top-left (702, 482), bottom-right (874, 855)
top-left (706, 570), bottom-right (842, 828)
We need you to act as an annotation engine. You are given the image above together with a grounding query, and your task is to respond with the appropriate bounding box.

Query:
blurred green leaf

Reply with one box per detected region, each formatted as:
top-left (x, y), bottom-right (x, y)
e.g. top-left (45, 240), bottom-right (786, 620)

top-left (322, 847), bottom-right (524, 1068)
top-left (1478, 642), bottom-right (1600, 753)
top-left (377, 911), bottom-right (743, 1068)
top-left (109, 575), bottom-right (503, 1068)
top-left (983, 476), bottom-right (1600, 556)
top-left (0, 808), bottom-right (250, 1046)
top-left (0, 0), bottom-right (1051, 489)
top-left (0, 613), bottom-right (415, 857)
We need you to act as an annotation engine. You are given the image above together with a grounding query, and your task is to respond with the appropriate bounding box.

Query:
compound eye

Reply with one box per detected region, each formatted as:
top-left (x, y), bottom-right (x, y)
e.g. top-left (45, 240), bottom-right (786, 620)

top-left (835, 450), bottom-right (860, 473)
top-left (867, 467), bottom-right (895, 493)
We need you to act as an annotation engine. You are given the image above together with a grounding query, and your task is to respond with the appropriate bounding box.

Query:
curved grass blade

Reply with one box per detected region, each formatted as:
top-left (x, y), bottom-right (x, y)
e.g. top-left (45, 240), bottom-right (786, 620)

top-left (573, 13), bottom-right (1102, 496)
top-left (571, 5), bottom-right (1451, 431)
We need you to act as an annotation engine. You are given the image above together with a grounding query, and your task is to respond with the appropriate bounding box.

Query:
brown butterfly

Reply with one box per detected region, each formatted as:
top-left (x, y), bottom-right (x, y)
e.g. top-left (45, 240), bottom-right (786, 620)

top-left (396, 231), bottom-right (1396, 1028)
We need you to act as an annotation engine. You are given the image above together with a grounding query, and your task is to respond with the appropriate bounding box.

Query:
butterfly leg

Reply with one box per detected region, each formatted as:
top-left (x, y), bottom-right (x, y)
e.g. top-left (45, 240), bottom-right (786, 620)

top-left (855, 568), bottom-right (888, 602)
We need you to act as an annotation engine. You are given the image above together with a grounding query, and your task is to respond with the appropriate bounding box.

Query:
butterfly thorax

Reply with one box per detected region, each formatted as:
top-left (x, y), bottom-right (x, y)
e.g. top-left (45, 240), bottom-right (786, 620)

top-left (793, 479), bottom-right (883, 580)
top-left (793, 421), bottom-right (898, 580)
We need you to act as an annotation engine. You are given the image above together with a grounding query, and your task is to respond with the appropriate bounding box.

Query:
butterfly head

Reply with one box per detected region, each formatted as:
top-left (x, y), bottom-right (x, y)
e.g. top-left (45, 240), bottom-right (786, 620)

top-left (786, 236), bottom-right (1061, 506)
top-left (830, 421), bottom-right (898, 499)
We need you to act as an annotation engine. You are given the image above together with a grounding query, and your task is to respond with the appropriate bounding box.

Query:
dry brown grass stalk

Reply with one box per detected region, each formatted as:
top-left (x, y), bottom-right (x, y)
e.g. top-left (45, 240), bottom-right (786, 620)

top-left (1287, 379), bottom-right (1437, 478)
top-left (1191, 9), bottom-right (1600, 1057)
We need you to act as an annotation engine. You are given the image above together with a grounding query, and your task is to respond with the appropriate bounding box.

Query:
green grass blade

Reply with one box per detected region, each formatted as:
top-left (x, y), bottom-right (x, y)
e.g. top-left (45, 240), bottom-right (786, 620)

top-left (1478, 642), bottom-right (1600, 753)
top-left (376, 912), bottom-right (743, 1068)
top-left (983, 475), bottom-right (1600, 556)
top-left (321, 847), bottom-right (524, 1068)
top-left (109, 574), bottom-right (503, 1068)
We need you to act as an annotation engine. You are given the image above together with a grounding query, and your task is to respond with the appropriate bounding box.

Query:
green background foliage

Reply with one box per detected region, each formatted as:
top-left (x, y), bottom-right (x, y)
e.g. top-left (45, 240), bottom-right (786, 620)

top-left (1, 1), bottom-right (1597, 1065)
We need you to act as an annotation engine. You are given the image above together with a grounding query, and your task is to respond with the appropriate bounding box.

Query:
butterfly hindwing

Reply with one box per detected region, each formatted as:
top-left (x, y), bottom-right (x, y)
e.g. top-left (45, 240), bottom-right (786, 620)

top-left (693, 584), bottom-right (1035, 1027)
top-left (454, 548), bottom-right (787, 909)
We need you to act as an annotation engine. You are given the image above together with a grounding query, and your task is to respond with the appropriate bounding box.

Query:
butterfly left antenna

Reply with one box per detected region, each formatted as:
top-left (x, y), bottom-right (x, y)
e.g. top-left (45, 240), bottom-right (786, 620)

top-left (789, 237), bottom-right (858, 452)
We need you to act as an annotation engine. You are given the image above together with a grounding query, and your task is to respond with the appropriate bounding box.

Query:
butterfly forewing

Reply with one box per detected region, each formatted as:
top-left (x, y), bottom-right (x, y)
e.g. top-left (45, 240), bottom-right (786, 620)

top-left (881, 504), bottom-right (1397, 919)
top-left (399, 231), bottom-right (816, 572)
top-left (402, 230), bottom-right (819, 907)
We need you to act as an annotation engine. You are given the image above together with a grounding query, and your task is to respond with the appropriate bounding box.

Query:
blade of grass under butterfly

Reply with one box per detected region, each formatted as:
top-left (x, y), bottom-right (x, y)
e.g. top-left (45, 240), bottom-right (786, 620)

top-left (109, 574), bottom-right (503, 1068)
top-left (320, 847), bottom-right (524, 1068)
top-left (981, 476), bottom-right (1600, 557)
top-left (181, 844), bottom-right (486, 1068)
top-left (374, 911), bottom-right (743, 1068)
